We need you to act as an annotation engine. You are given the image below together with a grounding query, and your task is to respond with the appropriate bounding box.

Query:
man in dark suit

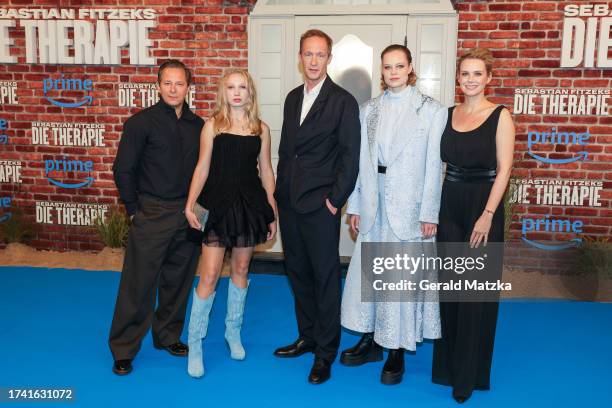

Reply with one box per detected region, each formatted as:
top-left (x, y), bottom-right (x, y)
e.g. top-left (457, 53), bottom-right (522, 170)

top-left (273, 29), bottom-right (360, 384)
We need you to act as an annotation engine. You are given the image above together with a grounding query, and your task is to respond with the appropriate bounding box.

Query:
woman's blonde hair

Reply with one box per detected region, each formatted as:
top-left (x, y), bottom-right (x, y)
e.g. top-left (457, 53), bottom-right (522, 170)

top-left (458, 48), bottom-right (494, 75)
top-left (213, 68), bottom-right (262, 135)
top-left (380, 44), bottom-right (418, 90)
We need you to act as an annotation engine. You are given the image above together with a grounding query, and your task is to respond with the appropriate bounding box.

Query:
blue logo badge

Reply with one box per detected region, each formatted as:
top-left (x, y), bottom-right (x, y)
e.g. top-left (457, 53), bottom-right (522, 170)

top-left (521, 216), bottom-right (583, 250)
top-left (0, 118), bottom-right (8, 144)
top-left (43, 75), bottom-right (93, 108)
top-left (527, 128), bottom-right (589, 164)
top-left (0, 197), bottom-right (11, 223)
top-left (44, 157), bottom-right (94, 189)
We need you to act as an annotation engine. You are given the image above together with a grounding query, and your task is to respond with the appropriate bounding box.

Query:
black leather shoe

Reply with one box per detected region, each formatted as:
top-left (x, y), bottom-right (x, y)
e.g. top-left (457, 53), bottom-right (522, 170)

top-left (380, 349), bottom-right (404, 385)
top-left (452, 390), bottom-right (472, 404)
top-left (273, 338), bottom-right (315, 358)
top-left (112, 359), bottom-right (133, 375)
top-left (154, 341), bottom-right (188, 357)
top-left (308, 358), bottom-right (331, 384)
top-left (340, 333), bottom-right (383, 366)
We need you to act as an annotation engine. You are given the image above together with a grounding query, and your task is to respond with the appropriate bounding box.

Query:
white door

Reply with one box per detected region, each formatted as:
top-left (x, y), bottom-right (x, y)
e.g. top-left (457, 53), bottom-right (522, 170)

top-left (293, 16), bottom-right (406, 257)
top-left (294, 16), bottom-right (407, 105)
top-left (407, 16), bottom-right (458, 106)
top-left (250, 13), bottom-right (456, 256)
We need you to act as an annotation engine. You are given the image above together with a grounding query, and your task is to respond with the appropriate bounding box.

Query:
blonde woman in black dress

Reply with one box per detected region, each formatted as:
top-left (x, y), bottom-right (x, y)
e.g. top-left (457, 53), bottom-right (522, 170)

top-left (432, 48), bottom-right (515, 403)
top-left (184, 68), bottom-right (277, 378)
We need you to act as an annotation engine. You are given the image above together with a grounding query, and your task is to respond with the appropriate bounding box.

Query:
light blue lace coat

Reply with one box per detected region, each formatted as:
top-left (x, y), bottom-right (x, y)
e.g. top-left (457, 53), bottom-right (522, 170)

top-left (341, 87), bottom-right (447, 350)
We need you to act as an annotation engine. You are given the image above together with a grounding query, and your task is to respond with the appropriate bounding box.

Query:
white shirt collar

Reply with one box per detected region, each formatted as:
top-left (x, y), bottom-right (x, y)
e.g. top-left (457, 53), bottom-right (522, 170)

top-left (303, 76), bottom-right (326, 97)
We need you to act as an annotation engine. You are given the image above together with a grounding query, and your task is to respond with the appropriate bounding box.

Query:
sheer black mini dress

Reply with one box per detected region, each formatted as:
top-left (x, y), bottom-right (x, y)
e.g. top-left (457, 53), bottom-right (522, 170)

top-left (197, 132), bottom-right (275, 248)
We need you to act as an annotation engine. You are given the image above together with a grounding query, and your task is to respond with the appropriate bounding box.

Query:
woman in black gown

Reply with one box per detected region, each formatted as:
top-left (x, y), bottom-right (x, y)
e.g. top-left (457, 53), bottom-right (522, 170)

top-left (432, 48), bottom-right (515, 403)
top-left (183, 68), bottom-right (277, 378)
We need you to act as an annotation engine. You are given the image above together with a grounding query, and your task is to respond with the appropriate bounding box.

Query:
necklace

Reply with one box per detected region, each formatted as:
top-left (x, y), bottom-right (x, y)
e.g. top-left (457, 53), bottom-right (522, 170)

top-left (229, 114), bottom-right (249, 132)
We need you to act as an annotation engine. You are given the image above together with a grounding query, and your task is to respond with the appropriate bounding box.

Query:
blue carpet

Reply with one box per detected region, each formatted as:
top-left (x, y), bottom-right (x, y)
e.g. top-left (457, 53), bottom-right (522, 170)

top-left (0, 266), bottom-right (611, 407)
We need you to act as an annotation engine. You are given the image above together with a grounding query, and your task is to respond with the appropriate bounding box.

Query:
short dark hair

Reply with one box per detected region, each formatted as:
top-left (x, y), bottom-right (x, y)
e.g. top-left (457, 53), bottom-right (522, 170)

top-left (157, 59), bottom-right (192, 85)
top-left (299, 29), bottom-right (333, 55)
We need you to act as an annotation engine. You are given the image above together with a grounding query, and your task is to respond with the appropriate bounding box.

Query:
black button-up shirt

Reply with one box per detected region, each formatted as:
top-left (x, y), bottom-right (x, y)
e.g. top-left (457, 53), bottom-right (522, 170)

top-left (113, 100), bottom-right (204, 215)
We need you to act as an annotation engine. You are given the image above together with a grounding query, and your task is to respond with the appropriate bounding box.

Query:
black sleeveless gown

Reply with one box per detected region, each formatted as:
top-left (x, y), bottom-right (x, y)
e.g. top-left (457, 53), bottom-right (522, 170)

top-left (197, 132), bottom-right (275, 248)
top-left (432, 105), bottom-right (505, 399)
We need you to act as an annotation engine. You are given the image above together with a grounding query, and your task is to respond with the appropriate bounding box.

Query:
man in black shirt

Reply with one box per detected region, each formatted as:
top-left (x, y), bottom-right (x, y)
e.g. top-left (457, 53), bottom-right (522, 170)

top-left (109, 60), bottom-right (204, 375)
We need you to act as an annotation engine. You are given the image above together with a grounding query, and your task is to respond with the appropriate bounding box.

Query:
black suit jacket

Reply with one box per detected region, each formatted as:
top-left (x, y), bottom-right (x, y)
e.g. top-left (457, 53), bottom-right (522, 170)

top-left (275, 76), bottom-right (361, 214)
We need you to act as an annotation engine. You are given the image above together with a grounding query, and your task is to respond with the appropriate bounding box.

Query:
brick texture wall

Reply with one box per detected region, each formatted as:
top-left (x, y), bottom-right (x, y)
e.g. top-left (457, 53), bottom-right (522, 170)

top-left (454, 0), bottom-right (611, 273)
top-left (0, 0), bottom-right (610, 274)
top-left (0, 0), bottom-right (251, 251)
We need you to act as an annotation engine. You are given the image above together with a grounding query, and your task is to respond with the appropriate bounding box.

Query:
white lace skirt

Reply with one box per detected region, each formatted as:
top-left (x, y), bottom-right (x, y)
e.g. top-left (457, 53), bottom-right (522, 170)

top-left (341, 174), bottom-right (441, 350)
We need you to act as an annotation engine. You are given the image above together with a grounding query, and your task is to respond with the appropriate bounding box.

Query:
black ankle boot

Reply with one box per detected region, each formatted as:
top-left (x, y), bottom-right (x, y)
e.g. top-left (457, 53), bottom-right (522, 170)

top-left (380, 349), bottom-right (404, 385)
top-left (452, 389), bottom-right (472, 404)
top-left (340, 333), bottom-right (383, 366)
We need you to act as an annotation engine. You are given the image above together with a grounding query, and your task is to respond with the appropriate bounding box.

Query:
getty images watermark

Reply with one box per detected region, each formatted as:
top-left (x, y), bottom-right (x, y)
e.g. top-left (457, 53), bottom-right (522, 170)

top-left (360, 242), bottom-right (508, 303)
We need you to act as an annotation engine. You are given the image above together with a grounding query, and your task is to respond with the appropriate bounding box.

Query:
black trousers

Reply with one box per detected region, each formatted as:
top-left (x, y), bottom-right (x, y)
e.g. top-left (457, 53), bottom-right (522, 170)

top-left (278, 204), bottom-right (342, 363)
top-left (109, 195), bottom-right (199, 361)
top-left (432, 179), bottom-right (503, 397)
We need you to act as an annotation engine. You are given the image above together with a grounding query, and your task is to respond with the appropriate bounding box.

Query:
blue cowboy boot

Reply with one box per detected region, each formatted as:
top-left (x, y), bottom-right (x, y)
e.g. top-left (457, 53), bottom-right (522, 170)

top-left (225, 279), bottom-right (249, 360)
top-left (187, 289), bottom-right (215, 378)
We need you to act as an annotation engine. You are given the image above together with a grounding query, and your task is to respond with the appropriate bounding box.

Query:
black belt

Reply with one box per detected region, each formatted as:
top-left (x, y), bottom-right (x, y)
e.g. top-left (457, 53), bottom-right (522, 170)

top-left (445, 163), bottom-right (497, 183)
top-left (378, 165), bottom-right (386, 174)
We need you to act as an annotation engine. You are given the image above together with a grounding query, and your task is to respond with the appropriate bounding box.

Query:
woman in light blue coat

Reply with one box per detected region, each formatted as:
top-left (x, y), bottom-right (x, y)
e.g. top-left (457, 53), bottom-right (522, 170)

top-left (340, 44), bottom-right (447, 385)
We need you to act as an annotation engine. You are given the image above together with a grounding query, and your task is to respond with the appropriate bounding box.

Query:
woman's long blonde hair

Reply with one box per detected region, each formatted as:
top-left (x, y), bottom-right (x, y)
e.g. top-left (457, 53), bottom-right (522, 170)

top-left (212, 68), bottom-right (262, 135)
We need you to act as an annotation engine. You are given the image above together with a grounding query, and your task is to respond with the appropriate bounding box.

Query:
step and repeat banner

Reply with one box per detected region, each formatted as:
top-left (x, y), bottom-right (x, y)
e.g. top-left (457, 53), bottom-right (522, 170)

top-left (490, 1), bottom-right (611, 273)
top-left (0, 1), bottom-right (610, 276)
top-left (0, 1), bottom-right (246, 250)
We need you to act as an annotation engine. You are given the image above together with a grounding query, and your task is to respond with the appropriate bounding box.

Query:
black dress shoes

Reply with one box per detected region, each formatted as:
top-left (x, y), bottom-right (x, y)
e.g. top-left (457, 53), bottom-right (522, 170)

top-left (154, 341), bottom-right (189, 357)
top-left (452, 390), bottom-right (472, 404)
top-left (340, 333), bottom-right (383, 366)
top-left (308, 358), bottom-right (331, 384)
top-left (273, 338), bottom-right (315, 358)
top-left (112, 359), bottom-right (133, 375)
top-left (453, 395), bottom-right (469, 404)
top-left (381, 349), bottom-right (404, 385)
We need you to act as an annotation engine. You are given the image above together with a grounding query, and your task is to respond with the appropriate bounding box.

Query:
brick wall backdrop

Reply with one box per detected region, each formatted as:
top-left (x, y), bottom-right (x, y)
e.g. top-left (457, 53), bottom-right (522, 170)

top-left (0, 0), bottom-right (610, 274)
top-left (0, 0), bottom-right (252, 251)
top-left (454, 0), bottom-right (611, 273)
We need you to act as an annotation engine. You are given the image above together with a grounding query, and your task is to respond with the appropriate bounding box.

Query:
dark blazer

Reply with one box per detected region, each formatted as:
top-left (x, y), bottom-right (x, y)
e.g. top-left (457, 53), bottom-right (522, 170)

top-left (275, 76), bottom-right (361, 214)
